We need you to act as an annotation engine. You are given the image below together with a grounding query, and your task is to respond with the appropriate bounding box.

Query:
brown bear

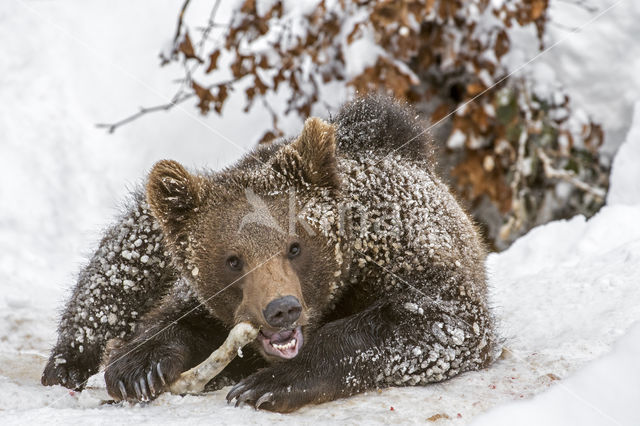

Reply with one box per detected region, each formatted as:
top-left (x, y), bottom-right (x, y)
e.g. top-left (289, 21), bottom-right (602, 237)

top-left (42, 95), bottom-right (499, 412)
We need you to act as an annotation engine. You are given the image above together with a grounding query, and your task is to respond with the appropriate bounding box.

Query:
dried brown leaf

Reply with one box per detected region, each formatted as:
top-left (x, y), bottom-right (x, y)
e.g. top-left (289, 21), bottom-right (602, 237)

top-left (192, 81), bottom-right (214, 114)
top-left (178, 32), bottom-right (203, 63)
top-left (205, 50), bottom-right (221, 73)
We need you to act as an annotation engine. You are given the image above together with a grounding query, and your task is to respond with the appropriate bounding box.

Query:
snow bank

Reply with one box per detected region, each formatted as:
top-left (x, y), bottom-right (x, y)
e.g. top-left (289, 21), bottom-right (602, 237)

top-left (608, 101), bottom-right (640, 206)
top-left (1, 1), bottom-right (640, 425)
top-left (475, 100), bottom-right (640, 425)
top-left (473, 323), bottom-right (640, 426)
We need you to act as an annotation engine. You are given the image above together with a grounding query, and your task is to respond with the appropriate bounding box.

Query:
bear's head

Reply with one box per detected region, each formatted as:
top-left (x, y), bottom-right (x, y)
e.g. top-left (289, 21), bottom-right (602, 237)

top-left (146, 118), bottom-right (343, 361)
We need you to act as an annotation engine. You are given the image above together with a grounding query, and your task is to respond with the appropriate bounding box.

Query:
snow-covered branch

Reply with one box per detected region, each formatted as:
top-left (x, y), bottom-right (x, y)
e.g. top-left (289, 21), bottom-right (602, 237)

top-left (537, 148), bottom-right (606, 201)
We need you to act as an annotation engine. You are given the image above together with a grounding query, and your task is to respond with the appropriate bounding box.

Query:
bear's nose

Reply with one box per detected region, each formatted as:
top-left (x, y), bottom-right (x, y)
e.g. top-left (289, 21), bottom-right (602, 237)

top-left (263, 296), bottom-right (302, 328)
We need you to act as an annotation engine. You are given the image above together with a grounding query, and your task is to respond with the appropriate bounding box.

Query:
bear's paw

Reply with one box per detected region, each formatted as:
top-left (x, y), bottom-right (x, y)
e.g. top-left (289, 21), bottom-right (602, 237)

top-left (104, 341), bottom-right (185, 402)
top-left (226, 363), bottom-right (322, 413)
top-left (41, 349), bottom-right (98, 391)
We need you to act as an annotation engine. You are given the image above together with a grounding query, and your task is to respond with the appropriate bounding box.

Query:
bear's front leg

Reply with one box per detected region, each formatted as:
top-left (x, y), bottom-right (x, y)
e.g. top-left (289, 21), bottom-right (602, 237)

top-left (227, 292), bottom-right (497, 413)
top-left (42, 195), bottom-right (175, 390)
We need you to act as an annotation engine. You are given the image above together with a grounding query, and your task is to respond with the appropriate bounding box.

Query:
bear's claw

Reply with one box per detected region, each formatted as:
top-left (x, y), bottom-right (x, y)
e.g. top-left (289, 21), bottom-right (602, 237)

top-left (133, 380), bottom-right (142, 400)
top-left (255, 392), bottom-right (274, 409)
top-left (226, 382), bottom-right (247, 404)
top-left (118, 381), bottom-right (128, 400)
top-left (156, 362), bottom-right (167, 386)
top-left (231, 388), bottom-right (272, 409)
top-left (235, 390), bottom-right (254, 407)
top-left (138, 377), bottom-right (150, 401)
top-left (225, 365), bottom-right (311, 412)
top-left (146, 369), bottom-right (157, 396)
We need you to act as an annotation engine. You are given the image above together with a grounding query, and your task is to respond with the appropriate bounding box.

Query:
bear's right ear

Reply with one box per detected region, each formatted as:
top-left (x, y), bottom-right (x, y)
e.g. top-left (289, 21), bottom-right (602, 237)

top-left (146, 160), bottom-right (203, 238)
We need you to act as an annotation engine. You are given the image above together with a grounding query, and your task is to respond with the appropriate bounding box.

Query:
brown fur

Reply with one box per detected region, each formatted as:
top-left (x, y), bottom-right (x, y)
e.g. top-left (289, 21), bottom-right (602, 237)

top-left (145, 118), bottom-right (341, 338)
top-left (289, 117), bottom-right (340, 188)
top-left (235, 256), bottom-right (308, 328)
top-left (43, 96), bottom-right (498, 412)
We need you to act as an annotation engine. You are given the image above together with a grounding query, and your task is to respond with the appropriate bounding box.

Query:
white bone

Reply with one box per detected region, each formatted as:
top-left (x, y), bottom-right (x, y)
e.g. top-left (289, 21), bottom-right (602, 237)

top-left (169, 322), bottom-right (258, 394)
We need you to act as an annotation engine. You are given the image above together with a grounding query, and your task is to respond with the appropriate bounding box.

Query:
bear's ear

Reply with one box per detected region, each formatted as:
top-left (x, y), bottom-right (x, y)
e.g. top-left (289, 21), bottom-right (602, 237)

top-left (146, 160), bottom-right (203, 237)
top-left (289, 117), bottom-right (340, 188)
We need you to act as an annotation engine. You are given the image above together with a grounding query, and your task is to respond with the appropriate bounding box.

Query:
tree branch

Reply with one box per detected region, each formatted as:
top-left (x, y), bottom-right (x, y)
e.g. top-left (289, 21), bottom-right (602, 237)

top-left (97, 0), bottom-right (232, 134)
top-left (197, 0), bottom-right (223, 53)
top-left (95, 77), bottom-right (242, 133)
top-left (537, 148), bottom-right (606, 200)
top-left (95, 93), bottom-right (195, 134)
top-left (173, 0), bottom-right (192, 44)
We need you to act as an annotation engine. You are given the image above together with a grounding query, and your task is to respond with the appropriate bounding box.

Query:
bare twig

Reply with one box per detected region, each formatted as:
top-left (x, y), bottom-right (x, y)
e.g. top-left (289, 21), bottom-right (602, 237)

top-left (180, 0), bottom-right (224, 102)
top-left (197, 0), bottom-right (223, 53)
top-left (97, 0), bottom-right (233, 134)
top-left (499, 86), bottom-right (531, 241)
top-left (537, 148), bottom-right (606, 200)
top-left (511, 85), bottom-right (532, 197)
top-left (261, 98), bottom-right (281, 130)
top-left (96, 77), bottom-right (243, 133)
top-left (173, 0), bottom-right (192, 44)
top-left (159, 0), bottom-right (193, 65)
top-left (95, 93), bottom-right (195, 133)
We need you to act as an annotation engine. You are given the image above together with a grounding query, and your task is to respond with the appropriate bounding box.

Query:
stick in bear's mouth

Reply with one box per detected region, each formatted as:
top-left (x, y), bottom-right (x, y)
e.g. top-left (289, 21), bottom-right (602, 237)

top-left (169, 322), bottom-right (258, 395)
top-left (258, 326), bottom-right (303, 359)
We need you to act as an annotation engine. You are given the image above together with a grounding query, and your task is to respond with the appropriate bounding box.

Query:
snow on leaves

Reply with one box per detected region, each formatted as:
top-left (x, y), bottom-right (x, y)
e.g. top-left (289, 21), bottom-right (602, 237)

top-left (154, 0), bottom-right (608, 250)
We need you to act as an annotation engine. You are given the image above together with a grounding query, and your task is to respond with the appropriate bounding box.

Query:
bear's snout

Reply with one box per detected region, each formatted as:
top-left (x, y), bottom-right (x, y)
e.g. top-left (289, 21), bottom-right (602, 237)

top-left (263, 296), bottom-right (302, 328)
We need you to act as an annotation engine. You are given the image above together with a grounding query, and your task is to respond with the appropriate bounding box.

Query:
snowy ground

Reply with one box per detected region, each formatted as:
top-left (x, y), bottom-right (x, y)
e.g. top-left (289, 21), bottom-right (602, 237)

top-left (1, 1), bottom-right (639, 425)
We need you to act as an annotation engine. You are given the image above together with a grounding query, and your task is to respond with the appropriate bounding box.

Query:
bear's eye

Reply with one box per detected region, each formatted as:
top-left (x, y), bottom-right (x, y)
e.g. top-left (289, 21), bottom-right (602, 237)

top-left (288, 242), bottom-right (301, 258)
top-left (226, 255), bottom-right (243, 271)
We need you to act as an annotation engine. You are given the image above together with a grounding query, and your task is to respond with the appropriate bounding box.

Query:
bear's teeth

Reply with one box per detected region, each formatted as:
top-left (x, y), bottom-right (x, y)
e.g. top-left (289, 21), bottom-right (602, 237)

top-left (272, 338), bottom-right (296, 351)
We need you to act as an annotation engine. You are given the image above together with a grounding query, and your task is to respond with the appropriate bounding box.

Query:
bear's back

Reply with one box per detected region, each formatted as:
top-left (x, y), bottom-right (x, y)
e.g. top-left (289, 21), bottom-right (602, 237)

top-left (333, 95), bottom-right (432, 163)
top-left (230, 95), bottom-right (431, 181)
top-left (338, 154), bottom-right (483, 276)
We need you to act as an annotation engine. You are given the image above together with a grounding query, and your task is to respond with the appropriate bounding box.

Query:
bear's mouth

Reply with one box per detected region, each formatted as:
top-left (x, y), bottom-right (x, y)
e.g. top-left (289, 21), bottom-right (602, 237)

top-left (258, 326), bottom-right (303, 359)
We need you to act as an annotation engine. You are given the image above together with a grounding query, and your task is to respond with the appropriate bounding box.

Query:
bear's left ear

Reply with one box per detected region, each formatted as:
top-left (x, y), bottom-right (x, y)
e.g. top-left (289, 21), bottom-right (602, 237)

top-left (146, 160), bottom-right (204, 240)
top-left (288, 117), bottom-right (340, 188)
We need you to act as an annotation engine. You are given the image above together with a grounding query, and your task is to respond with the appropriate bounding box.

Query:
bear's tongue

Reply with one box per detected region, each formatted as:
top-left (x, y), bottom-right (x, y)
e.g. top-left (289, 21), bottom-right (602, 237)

top-left (259, 326), bottom-right (303, 359)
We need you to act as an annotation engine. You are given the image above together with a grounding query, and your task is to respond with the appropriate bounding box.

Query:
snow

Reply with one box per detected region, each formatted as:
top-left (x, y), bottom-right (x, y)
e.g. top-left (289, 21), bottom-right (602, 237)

top-left (608, 101), bottom-right (640, 206)
top-left (1, 0), bottom-right (640, 425)
top-left (475, 100), bottom-right (640, 425)
top-left (447, 129), bottom-right (467, 149)
top-left (473, 323), bottom-right (640, 426)
top-left (505, 0), bottom-right (640, 155)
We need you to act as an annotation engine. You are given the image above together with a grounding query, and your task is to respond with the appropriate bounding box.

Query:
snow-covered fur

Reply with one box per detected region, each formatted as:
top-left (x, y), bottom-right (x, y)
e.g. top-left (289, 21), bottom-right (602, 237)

top-left (42, 95), bottom-right (499, 412)
top-left (41, 193), bottom-right (175, 389)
